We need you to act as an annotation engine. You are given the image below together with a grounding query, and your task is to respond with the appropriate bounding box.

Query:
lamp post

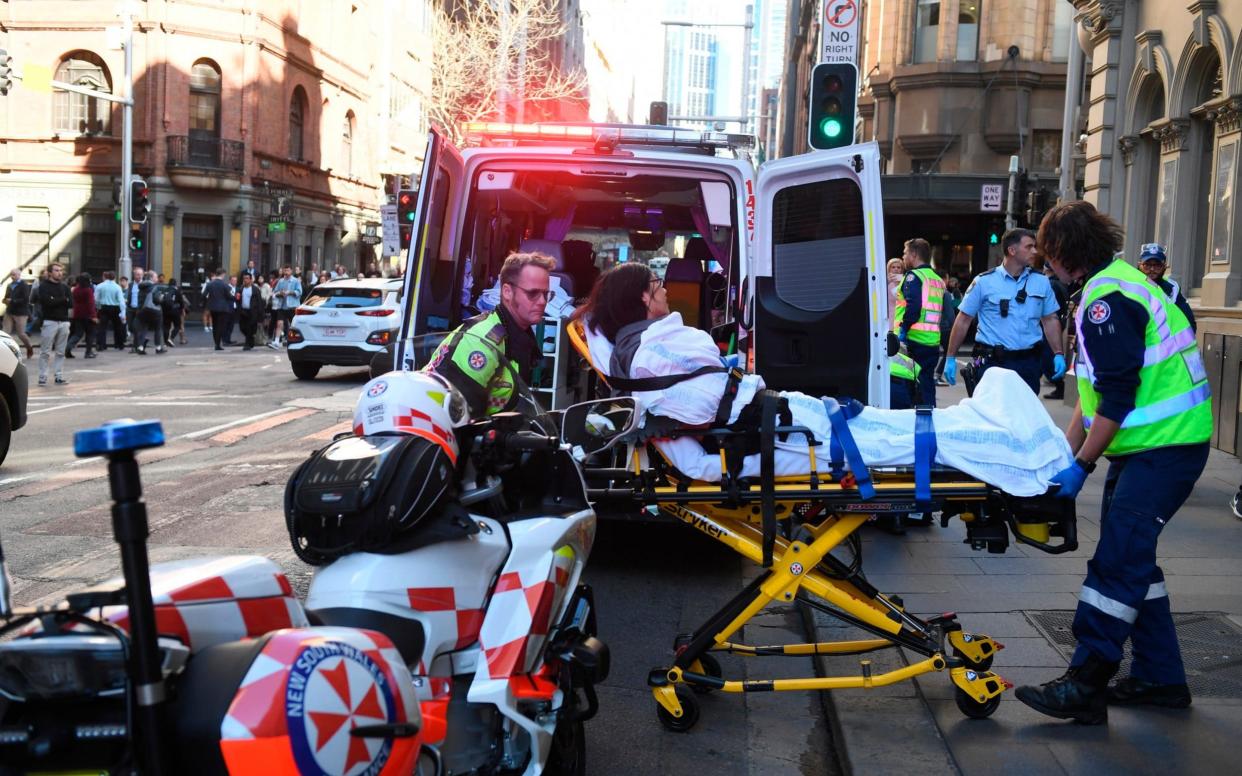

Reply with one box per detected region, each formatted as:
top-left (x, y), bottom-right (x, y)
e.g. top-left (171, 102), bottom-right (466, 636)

top-left (660, 9), bottom-right (756, 134)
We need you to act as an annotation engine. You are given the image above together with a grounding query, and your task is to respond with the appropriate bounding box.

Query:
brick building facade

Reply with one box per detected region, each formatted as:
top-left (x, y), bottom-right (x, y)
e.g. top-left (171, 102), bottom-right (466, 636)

top-left (0, 0), bottom-right (434, 302)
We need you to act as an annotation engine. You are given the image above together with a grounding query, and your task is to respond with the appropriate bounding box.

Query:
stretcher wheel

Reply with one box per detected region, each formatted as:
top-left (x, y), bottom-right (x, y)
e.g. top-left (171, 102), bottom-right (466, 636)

top-left (953, 648), bottom-right (994, 672)
top-left (689, 652), bottom-right (722, 695)
top-left (656, 685), bottom-right (701, 733)
top-left (954, 687), bottom-right (1001, 719)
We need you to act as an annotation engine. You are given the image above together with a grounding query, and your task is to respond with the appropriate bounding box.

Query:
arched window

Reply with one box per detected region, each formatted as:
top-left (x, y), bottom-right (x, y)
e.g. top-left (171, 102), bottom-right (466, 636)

top-left (1134, 78), bottom-right (1166, 243)
top-left (54, 52), bottom-right (112, 135)
top-left (957, 1), bottom-right (980, 62)
top-left (289, 87), bottom-right (308, 161)
top-left (342, 111), bottom-right (355, 178)
top-left (1189, 55), bottom-right (1223, 290)
top-left (189, 60), bottom-right (222, 165)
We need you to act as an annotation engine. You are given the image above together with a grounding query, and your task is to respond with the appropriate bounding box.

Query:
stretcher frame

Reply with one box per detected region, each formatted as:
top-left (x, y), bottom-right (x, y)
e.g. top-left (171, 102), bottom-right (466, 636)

top-left (566, 320), bottom-right (1076, 728)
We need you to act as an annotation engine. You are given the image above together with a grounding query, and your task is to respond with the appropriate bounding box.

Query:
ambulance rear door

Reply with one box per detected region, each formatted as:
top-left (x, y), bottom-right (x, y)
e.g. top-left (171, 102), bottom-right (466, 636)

top-left (396, 128), bottom-right (465, 370)
top-left (751, 142), bottom-right (887, 405)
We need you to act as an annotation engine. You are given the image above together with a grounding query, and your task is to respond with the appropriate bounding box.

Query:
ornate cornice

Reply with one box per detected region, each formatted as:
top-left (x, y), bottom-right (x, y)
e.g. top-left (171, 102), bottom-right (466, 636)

top-left (1205, 97), bottom-right (1242, 135)
top-left (897, 134), bottom-right (957, 159)
top-left (1118, 135), bottom-right (1140, 166)
top-left (1150, 118), bottom-right (1192, 153)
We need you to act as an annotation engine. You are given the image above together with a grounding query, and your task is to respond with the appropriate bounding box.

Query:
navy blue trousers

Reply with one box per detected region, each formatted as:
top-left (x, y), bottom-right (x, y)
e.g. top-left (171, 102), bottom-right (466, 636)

top-left (906, 341), bottom-right (940, 408)
top-left (1070, 442), bottom-right (1209, 683)
top-left (978, 351), bottom-right (1042, 394)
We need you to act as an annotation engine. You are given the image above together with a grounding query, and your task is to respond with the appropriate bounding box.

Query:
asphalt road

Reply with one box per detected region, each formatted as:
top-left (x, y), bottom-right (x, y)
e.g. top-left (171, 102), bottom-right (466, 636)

top-left (1, 331), bottom-right (833, 775)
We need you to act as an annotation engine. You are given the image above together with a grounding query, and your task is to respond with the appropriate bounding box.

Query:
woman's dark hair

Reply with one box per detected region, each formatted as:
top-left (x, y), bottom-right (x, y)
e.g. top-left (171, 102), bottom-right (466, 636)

top-left (572, 262), bottom-right (654, 343)
top-left (1036, 201), bottom-right (1124, 276)
top-left (77, 272), bottom-right (92, 287)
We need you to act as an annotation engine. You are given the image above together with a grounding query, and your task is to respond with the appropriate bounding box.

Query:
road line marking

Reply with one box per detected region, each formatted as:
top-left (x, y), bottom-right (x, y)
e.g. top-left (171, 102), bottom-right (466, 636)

top-left (27, 403), bottom-right (87, 415)
top-left (209, 408), bottom-right (319, 445)
top-left (303, 420), bottom-right (352, 441)
top-left (179, 408), bottom-right (290, 440)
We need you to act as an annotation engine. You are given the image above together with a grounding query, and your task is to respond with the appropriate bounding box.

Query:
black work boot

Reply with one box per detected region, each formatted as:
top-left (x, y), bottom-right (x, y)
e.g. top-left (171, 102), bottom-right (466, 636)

top-left (1107, 677), bottom-right (1192, 708)
top-left (1015, 655), bottom-right (1118, 725)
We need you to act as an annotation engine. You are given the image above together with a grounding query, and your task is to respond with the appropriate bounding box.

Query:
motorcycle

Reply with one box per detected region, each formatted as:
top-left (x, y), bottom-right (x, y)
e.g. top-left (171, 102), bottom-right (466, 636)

top-left (285, 332), bottom-right (629, 776)
top-left (0, 420), bottom-right (425, 775)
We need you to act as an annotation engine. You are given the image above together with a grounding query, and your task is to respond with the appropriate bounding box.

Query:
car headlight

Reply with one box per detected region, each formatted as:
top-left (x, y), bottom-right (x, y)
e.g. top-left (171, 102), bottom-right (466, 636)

top-left (0, 336), bottom-right (19, 360)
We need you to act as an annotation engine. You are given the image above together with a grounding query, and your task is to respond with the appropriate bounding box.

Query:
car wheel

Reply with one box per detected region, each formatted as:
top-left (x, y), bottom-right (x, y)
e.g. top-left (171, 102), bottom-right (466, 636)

top-left (291, 362), bottom-right (321, 381)
top-left (0, 399), bottom-right (11, 467)
top-left (370, 345), bottom-right (396, 379)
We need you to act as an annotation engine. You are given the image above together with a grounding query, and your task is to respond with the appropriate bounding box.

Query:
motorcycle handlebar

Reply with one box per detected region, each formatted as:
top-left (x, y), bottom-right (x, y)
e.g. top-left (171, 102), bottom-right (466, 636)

top-left (503, 431), bottom-right (560, 452)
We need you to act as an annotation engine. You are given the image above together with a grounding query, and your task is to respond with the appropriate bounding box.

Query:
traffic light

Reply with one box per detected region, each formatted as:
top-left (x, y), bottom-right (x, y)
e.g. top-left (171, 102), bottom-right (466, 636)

top-left (397, 188), bottom-right (417, 249)
top-left (807, 62), bottom-right (857, 151)
top-left (649, 101), bottom-right (669, 125)
top-left (130, 178), bottom-right (151, 224)
top-left (988, 222), bottom-right (1003, 246)
top-left (128, 225), bottom-right (145, 253)
top-left (0, 49), bottom-right (12, 96)
top-left (1026, 188), bottom-right (1050, 228)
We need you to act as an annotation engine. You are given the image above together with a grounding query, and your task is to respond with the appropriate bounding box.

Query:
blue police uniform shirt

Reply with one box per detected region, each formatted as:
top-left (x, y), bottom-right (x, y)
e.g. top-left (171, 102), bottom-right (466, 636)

top-left (959, 266), bottom-right (1059, 350)
top-left (1077, 289), bottom-right (1145, 425)
top-left (1156, 278), bottom-right (1196, 332)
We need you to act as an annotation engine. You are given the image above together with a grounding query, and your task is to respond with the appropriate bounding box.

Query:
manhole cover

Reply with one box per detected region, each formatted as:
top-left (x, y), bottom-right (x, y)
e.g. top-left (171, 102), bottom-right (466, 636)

top-left (1026, 610), bottom-right (1242, 698)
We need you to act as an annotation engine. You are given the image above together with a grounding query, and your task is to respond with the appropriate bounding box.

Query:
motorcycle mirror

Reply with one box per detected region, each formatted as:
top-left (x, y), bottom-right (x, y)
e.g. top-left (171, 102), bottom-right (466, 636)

top-left (562, 398), bottom-right (640, 456)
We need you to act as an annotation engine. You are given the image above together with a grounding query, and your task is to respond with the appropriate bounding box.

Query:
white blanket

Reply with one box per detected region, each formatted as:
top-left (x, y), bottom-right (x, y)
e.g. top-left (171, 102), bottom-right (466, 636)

top-left (652, 367), bottom-right (1072, 497)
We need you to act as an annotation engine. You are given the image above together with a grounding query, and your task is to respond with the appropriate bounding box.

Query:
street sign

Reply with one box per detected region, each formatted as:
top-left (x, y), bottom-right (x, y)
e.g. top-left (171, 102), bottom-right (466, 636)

top-left (980, 184), bottom-right (1004, 213)
top-left (268, 221), bottom-right (287, 233)
top-left (820, 0), bottom-right (860, 65)
top-left (380, 204), bottom-right (399, 256)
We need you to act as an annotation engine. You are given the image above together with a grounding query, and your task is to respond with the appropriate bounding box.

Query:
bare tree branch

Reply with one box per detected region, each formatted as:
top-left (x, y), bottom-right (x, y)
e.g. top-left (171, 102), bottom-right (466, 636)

top-left (430, 0), bottom-right (589, 145)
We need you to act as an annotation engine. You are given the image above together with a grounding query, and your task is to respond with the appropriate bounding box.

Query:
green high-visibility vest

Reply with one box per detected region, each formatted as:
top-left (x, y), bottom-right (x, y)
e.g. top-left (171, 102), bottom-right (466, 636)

top-left (889, 352), bottom-right (920, 382)
top-left (1075, 259), bottom-right (1212, 456)
top-left (892, 266), bottom-right (946, 346)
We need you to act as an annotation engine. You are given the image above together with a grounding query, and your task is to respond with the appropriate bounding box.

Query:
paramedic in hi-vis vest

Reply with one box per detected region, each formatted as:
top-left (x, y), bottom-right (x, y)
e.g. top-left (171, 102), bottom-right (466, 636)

top-left (892, 238), bottom-right (946, 406)
top-left (1015, 201), bottom-right (1211, 725)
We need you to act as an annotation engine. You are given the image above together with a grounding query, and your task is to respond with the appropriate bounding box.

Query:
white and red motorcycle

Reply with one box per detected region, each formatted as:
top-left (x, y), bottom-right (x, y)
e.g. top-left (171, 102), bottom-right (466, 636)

top-left (285, 332), bottom-right (624, 776)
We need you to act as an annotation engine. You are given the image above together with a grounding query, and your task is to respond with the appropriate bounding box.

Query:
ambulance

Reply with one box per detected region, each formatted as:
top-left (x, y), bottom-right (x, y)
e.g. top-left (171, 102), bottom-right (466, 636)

top-left (394, 123), bottom-right (890, 408)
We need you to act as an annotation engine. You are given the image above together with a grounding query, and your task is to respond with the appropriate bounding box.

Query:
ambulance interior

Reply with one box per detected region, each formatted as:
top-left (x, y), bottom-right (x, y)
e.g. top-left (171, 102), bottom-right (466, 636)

top-left (453, 166), bottom-right (741, 347)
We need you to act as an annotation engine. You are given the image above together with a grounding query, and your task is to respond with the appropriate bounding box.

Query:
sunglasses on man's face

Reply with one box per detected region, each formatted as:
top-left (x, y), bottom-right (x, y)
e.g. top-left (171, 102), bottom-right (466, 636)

top-left (508, 284), bottom-right (554, 303)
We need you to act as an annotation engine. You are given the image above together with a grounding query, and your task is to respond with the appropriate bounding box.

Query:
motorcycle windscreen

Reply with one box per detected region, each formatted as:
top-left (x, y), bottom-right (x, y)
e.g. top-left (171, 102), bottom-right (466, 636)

top-left (754, 176), bottom-right (870, 400)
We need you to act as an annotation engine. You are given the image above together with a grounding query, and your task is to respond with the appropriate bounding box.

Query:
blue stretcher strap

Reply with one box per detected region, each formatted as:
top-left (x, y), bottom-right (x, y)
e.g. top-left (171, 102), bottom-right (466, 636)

top-left (914, 407), bottom-right (937, 505)
top-left (822, 398), bottom-right (875, 500)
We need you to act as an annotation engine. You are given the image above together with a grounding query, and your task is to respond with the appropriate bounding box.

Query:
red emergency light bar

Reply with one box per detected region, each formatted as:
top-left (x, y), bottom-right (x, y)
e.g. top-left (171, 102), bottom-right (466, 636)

top-left (464, 122), bottom-right (756, 154)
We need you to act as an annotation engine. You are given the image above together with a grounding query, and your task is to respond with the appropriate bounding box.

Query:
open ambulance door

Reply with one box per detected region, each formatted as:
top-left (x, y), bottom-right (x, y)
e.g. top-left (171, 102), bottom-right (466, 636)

top-left (396, 128), bottom-right (465, 370)
top-left (751, 142), bottom-right (888, 405)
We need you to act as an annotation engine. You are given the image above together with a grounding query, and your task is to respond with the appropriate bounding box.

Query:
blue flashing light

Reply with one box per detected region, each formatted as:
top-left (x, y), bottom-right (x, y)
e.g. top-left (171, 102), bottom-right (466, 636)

top-left (74, 419), bottom-right (166, 457)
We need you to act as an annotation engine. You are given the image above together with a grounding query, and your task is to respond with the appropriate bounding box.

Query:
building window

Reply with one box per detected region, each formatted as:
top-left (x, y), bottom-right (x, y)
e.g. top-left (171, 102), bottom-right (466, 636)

top-left (289, 86), bottom-right (308, 161)
top-left (189, 60), bottom-right (222, 165)
top-left (53, 52), bottom-right (112, 135)
top-left (913, 0), bottom-right (940, 64)
top-left (911, 158), bottom-right (939, 174)
top-left (342, 112), bottom-right (355, 178)
top-left (1051, 0), bottom-right (1074, 61)
top-left (1155, 158), bottom-right (1176, 246)
top-left (1209, 140), bottom-right (1236, 264)
top-left (1032, 130), bottom-right (1061, 172)
top-left (957, 1), bottom-right (980, 61)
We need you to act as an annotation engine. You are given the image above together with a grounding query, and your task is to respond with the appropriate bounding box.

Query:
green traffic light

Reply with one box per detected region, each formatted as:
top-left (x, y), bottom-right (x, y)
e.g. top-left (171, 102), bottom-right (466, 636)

top-left (820, 118), bottom-right (843, 139)
top-left (989, 232), bottom-right (999, 245)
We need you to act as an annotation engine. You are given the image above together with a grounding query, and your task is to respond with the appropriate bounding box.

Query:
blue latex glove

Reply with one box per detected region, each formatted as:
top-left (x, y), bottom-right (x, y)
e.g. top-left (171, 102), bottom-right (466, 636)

top-left (721, 353), bottom-right (741, 369)
top-left (1049, 461), bottom-right (1088, 499)
top-left (943, 358), bottom-right (958, 386)
top-left (1051, 353), bottom-right (1067, 381)
top-left (897, 328), bottom-right (908, 343)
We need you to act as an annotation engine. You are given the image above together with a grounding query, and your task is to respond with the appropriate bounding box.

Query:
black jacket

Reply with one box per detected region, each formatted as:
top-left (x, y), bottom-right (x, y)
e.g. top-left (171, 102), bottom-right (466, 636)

top-left (204, 278), bottom-right (234, 313)
top-left (3, 280), bottom-right (32, 317)
top-left (36, 279), bottom-right (72, 321)
top-left (235, 284), bottom-right (265, 318)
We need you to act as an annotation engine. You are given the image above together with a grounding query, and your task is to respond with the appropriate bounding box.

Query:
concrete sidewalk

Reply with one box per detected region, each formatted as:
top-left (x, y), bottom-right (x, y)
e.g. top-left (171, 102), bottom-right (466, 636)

top-left (806, 381), bottom-right (1242, 776)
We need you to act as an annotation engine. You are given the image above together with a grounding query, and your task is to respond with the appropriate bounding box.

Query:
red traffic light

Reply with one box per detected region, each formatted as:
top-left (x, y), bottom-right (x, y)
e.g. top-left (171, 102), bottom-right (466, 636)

top-left (396, 189), bottom-right (417, 225)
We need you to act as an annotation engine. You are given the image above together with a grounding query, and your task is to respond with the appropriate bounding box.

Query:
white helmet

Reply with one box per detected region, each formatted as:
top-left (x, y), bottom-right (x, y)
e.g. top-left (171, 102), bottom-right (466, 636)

top-left (354, 370), bottom-right (469, 463)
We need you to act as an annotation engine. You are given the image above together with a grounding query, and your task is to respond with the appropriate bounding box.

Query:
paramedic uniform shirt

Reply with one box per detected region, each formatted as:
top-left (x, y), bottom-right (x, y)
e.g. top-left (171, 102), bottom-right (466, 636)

top-left (960, 266), bottom-right (1059, 350)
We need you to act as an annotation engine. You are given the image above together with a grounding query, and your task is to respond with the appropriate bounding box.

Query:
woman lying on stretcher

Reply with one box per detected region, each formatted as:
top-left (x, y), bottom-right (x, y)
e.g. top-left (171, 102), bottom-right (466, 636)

top-left (572, 263), bottom-right (1072, 498)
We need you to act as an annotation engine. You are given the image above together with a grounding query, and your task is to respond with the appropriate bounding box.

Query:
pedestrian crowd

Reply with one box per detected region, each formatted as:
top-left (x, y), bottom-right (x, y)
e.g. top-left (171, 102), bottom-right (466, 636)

top-left (1, 259), bottom-right (394, 385)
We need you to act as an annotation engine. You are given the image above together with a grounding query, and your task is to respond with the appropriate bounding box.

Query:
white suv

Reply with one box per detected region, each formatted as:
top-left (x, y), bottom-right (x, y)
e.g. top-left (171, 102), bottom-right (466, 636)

top-left (0, 330), bottom-right (29, 467)
top-left (286, 278), bottom-right (404, 380)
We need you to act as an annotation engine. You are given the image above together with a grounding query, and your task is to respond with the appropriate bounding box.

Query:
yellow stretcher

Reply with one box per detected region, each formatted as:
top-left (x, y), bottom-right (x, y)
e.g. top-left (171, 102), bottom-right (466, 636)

top-left (566, 320), bottom-right (1079, 729)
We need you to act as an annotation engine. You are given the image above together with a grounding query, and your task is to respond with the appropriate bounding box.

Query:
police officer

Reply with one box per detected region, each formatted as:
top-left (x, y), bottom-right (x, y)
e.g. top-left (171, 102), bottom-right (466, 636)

top-left (892, 238), bottom-right (946, 406)
top-left (1015, 202), bottom-right (1211, 725)
top-left (425, 252), bottom-right (555, 417)
top-left (944, 228), bottom-right (1066, 394)
top-left (1137, 243), bottom-right (1196, 331)
top-left (888, 351), bottom-right (920, 410)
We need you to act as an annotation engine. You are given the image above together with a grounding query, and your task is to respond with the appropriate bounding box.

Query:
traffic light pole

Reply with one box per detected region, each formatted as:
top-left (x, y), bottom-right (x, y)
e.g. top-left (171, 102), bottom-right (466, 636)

top-left (119, 11), bottom-right (134, 281)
